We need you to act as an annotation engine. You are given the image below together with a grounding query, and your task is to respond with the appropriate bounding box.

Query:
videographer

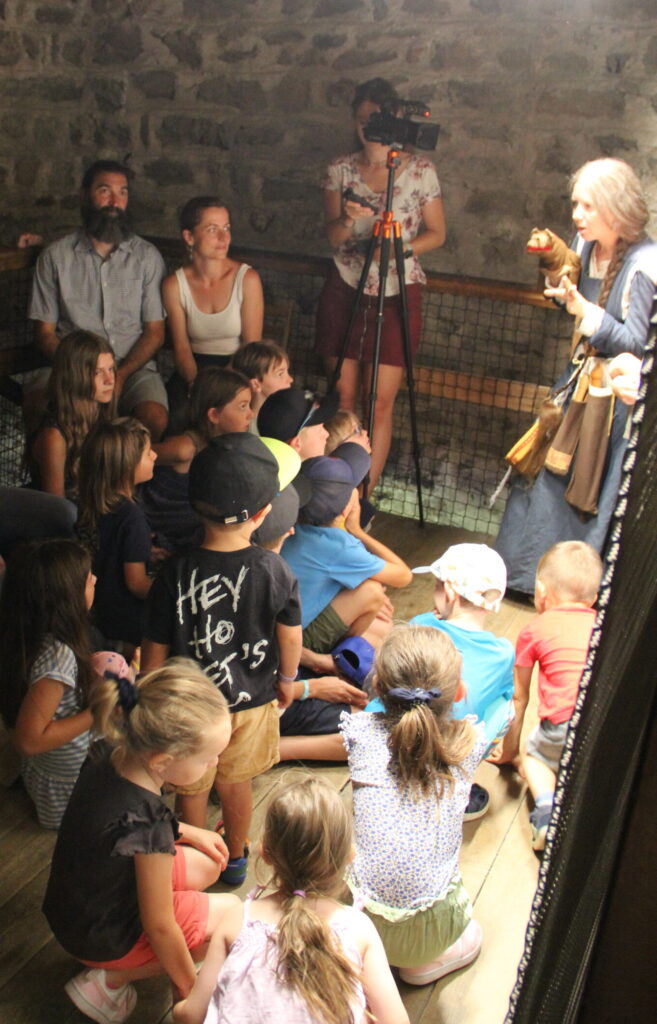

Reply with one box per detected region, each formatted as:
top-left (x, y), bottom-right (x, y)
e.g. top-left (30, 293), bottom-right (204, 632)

top-left (316, 77), bottom-right (445, 496)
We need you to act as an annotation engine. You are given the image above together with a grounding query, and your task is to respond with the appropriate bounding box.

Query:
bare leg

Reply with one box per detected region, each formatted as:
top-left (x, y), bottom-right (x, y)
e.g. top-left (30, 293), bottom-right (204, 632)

top-left (361, 363), bottom-right (404, 494)
top-left (214, 779), bottom-right (252, 859)
top-left (521, 753), bottom-right (557, 803)
top-left (324, 356), bottom-right (360, 412)
top-left (133, 400), bottom-right (168, 442)
top-left (331, 579), bottom-right (386, 640)
top-left (175, 790), bottom-right (212, 830)
top-left (279, 731), bottom-right (349, 763)
top-left (179, 845), bottom-right (222, 891)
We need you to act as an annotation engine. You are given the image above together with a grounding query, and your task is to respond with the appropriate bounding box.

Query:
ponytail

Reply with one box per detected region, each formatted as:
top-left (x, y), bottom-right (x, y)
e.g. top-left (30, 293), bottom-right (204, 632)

top-left (260, 776), bottom-right (360, 1024)
top-left (375, 624), bottom-right (476, 798)
top-left (90, 658), bottom-right (228, 771)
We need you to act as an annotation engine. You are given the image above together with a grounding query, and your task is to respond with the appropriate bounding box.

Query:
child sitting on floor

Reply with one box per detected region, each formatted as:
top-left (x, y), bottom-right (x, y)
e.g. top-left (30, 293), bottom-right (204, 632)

top-left (0, 538), bottom-right (129, 830)
top-left (44, 660), bottom-right (237, 1023)
top-left (77, 418), bottom-right (157, 657)
top-left (491, 540), bottom-right (602, 850)
top-left (341, 624), bottom-right (487, 985)
top-left (172, 775), bottom-right (409, 1024)
top-left (281, 444), bottom-right (411, 673)
top-left (257, 386), bottom-right (338, 460)
top-left (324, 408), bottom-right (371, 455)
top-left (231, 340), bottom-right (293, 426)
top-left (410, 543), bottom-right (514, 819)
top-left (141, 433), bottom-right (302, 887)
top-left (141, 366), bottom-right (253, 553)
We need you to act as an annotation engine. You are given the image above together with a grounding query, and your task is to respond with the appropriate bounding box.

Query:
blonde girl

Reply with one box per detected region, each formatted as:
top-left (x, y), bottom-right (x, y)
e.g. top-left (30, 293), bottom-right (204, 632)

top-left (341, 624), bottom-right (488, 985)
top-left (43, 660), bottom-right (237, 1024)
top-left (324, 409), bottom-right (371, 456)
top-left (141, 366), bottom-right (253, 553)
top-left (30, 330), bottom-right (116, 498)
top-left (173, 775), bottom-right (409, 1024)
top-left (77, 417), bottom-right (157, 654)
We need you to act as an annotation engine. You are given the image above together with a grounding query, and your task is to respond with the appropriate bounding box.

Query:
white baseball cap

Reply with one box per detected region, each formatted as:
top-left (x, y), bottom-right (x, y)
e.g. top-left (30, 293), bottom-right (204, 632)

top-left (412, 543), bottom-right (507, 613)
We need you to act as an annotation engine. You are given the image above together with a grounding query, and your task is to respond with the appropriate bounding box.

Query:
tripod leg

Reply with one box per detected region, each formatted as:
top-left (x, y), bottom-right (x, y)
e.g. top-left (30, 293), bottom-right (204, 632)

top-left (328, 234), bottom-right (380, 394)
top-left (393, 230), bottom-right (424, 527)
top-left (362, 229), bottom-right (393, 496)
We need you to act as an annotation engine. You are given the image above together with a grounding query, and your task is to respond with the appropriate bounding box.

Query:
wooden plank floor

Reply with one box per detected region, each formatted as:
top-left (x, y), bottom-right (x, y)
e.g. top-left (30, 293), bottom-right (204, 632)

top-left (0, 514), bottom-right (539, 1023)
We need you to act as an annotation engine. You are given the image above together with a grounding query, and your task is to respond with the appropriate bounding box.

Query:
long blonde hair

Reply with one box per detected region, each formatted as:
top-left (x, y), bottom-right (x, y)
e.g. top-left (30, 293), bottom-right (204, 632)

top-left (259, 776), bottom-right (361, 1024)
top-left (374, 624), bottom-right (475, 798)
top-left (571, 159), bottom-right (649, 309)
top-left (90, 658), bottom-right (229, 771)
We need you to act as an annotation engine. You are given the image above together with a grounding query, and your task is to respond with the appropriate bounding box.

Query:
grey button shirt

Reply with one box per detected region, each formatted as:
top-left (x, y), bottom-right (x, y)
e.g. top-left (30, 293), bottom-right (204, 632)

top-left (28, 229), bottom-right (166, 363)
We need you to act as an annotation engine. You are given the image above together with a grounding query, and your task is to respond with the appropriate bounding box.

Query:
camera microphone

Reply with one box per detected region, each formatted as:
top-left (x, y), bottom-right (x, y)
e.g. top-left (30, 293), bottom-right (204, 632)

top-left (400, 100), bottom-right (430, 118)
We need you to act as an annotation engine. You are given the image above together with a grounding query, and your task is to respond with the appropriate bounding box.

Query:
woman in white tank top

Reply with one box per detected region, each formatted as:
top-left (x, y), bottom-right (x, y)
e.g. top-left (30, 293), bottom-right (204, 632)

top-left (163, 196), bottom-right (264, 432)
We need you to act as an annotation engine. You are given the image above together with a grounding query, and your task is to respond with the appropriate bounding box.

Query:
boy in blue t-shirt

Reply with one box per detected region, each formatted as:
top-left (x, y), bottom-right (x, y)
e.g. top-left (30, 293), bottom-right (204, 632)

top-left (281, 445), bottom-right (411, 663)
top-left (411, 543), bottom-right (514, 819)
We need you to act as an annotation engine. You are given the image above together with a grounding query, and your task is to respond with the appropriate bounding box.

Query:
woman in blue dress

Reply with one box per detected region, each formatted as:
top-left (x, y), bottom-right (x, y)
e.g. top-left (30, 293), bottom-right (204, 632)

top-left (495, 159), bottom-right (657, 593)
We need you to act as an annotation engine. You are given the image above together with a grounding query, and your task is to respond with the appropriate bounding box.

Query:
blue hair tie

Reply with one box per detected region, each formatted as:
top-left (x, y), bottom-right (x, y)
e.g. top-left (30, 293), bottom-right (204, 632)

top-left (387, 687), bottom-right (441, 706)
top-left (105, 671), bottom-right (139, 714)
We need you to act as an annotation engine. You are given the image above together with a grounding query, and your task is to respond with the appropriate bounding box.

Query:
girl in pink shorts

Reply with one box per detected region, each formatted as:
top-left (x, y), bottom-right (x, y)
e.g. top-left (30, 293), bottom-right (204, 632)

top-left (43, 659), bottom-right (239, 1024)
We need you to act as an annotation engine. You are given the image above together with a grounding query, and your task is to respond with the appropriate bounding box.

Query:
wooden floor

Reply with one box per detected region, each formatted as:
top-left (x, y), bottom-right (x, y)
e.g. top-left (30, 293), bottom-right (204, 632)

top-left (0, 514), bottom-right (539, 1024)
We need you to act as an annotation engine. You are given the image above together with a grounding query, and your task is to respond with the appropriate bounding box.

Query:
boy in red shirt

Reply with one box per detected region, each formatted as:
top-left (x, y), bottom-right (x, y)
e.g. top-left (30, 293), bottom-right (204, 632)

top-left (492, 540), bottom-right (602, 850)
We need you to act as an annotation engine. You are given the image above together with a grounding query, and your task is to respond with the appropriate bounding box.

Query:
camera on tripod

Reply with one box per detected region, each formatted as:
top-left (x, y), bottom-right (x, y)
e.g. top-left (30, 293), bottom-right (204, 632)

top-left (363, 99), bottom-right (440, 152)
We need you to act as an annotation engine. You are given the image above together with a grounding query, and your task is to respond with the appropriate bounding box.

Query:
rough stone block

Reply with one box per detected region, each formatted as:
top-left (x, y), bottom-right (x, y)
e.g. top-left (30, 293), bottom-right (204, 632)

top-left (313, 33), bottom-right (347, 49)
top-left (539, 87), bottom-right (625, 118)
top-left (198, 76), bottom-right (266, 112)
top-left (0, 29), bottom-right (21, 65)
top-left (333, 47), bottom-right (399, 70)
top-left (35, 4), bottom-right (76, 24)
top-left (91, 77), bottom-right (126, 113)
top-left (314, 0), bottom-right (365, 14)
top-left (157, 30), bottom-right (202, 69)
top-left (157, 115), bottom-right (228, 149)
top-left (144, 157), bottom-right (194, 185)
top-left (132, 70), bottom-right (175, 99)
top-left (93, 22), bottom-right (142, 65)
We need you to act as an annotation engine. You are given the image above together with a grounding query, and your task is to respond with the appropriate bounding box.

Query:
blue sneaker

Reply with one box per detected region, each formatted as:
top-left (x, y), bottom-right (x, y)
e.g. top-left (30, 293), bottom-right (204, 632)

top-left (529, 803), bottom-right (552, 851)
top-left (219, 847), bottom-right (249, 886)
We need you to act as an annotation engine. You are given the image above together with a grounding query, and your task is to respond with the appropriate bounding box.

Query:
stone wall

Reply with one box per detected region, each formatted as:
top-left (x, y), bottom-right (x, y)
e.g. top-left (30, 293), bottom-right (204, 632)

top-left (0, 0), bottom-right (655, 282)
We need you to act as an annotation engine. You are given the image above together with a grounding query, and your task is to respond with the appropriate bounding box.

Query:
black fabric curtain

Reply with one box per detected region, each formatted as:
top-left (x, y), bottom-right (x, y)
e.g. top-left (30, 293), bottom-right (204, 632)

top-left (506, 296), bottom-right (657, 1023)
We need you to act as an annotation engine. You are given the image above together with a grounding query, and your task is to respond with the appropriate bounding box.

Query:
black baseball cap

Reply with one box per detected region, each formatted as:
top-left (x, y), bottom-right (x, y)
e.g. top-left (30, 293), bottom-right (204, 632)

top-left (257, 387), bottom-right (339, 442)
top-left (189, 433), bottom-right (287, 524)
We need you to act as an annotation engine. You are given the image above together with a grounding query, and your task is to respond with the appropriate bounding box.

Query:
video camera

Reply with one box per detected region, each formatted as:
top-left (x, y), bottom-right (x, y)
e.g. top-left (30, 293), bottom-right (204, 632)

top-left (363, 99), bottom-right (440, 152)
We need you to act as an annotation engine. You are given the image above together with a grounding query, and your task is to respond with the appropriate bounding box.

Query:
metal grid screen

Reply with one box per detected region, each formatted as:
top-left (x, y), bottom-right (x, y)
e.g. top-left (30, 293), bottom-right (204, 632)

top-left (0, 249), bottom-right (572, 538)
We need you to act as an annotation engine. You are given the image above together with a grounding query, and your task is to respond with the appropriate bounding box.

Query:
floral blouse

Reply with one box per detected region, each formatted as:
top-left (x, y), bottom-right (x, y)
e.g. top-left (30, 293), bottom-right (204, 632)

top-left (323, 152), bottom-right (442, 296)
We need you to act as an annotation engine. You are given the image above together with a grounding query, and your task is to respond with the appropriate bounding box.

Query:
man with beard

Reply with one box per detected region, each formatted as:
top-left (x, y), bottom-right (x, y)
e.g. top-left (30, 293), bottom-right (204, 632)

top-left (28, 160), bottom-right (168, 439)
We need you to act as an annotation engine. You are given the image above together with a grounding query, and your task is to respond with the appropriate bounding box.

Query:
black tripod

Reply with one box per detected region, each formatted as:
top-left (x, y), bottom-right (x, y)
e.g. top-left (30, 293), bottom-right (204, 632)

top-left (329, 147), bottom-right (425, 526)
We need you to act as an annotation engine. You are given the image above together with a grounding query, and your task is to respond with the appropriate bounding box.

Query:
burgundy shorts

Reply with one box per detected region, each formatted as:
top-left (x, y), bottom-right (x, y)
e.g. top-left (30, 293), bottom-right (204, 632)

top-left (80, 844), bottom-right (209, 971)
top-left (316, 263), bottom-right (423, 368)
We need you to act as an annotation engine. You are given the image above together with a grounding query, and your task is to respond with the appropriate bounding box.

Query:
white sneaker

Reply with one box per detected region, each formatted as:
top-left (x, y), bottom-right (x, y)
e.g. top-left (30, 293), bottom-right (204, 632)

top-left (399, 919), bottom-right (483, 986)
top-left (64, 968), bottom-right (137, 1024)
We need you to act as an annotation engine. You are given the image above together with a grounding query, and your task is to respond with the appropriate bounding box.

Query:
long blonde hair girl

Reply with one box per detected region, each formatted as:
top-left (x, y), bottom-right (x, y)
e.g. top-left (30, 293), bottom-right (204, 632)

top-left (259, 776), bottom-right (362, 1024)
top-left (374, 624), bottom-right (475, 798)
top-left (90, 658), bottom-right (229, 771)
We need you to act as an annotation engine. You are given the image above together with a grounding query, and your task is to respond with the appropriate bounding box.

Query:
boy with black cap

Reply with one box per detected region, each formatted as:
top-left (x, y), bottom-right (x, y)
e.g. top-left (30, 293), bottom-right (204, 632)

top-left (141, 433), bottom-right (302, 886)
top-left (257, 386), bottom-right (339, 460)
top-left (281, 443), bottom-right (411, 660)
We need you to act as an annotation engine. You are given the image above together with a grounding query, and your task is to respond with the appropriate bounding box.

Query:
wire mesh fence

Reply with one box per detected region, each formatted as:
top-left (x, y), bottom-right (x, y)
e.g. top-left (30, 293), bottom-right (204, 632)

top-left (0, 245), bottom-right (572, 538)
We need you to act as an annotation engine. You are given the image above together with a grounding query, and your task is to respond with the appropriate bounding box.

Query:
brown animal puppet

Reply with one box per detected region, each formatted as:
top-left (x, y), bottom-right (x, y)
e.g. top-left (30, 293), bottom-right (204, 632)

top-left (526, 227), bottom-right (581, 284)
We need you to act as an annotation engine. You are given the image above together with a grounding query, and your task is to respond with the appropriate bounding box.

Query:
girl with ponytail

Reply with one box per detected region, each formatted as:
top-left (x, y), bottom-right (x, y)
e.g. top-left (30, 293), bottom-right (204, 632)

top-left (173, 775), bottom-right (408, 1024)
top-left (341, 624), bottom-right (488, 986)
top-left (44, 659), bottom-right (236, 1024)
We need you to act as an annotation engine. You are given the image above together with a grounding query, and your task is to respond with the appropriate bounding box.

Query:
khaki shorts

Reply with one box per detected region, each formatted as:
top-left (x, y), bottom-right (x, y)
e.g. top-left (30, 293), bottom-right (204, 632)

top-left (119, 364), bottom-right (168, 413)
top-left (302, 603), bottom-right (349, 654)
top-left (174, 700), bottom-right (280, 794)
